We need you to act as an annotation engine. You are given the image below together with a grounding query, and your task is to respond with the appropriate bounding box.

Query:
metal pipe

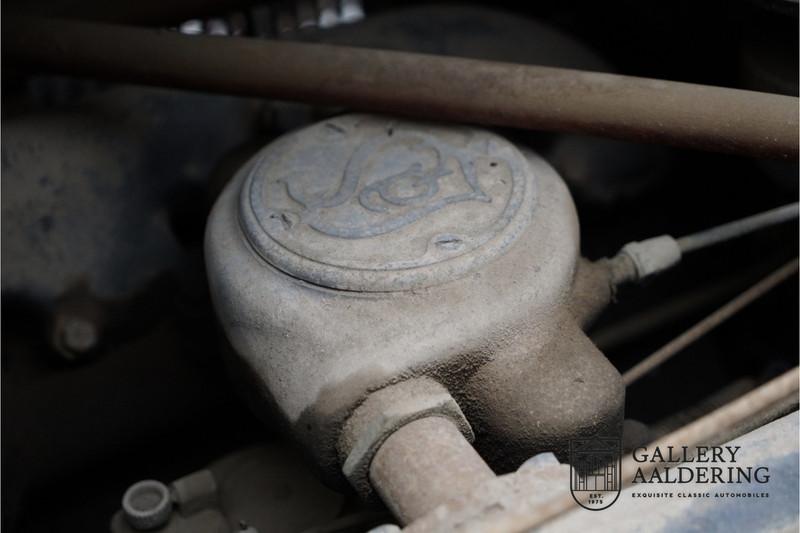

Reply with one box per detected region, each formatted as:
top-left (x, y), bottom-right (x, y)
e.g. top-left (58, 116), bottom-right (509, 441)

top-left (369, 416), bottom-right (495, 525)
top-left (677, 202), bottom-right (799, 254)
top-left (620, 366), bottom-right (800, 482)
top-left (3, 16), bottom-right (798, 159)
top-left (489, 366), bottom-right (800, 533)
top-left (622, 258), bottom-right (798, 386)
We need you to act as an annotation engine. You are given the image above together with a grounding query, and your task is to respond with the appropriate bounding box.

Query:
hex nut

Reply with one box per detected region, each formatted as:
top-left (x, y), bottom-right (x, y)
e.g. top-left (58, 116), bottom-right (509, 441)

top-left (122, 480), bottom-right (173, 531)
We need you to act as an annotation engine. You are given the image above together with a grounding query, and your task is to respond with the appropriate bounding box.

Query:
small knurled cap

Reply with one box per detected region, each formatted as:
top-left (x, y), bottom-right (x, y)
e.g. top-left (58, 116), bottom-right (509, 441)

top-left (122, 479), bottom-right (173, 531)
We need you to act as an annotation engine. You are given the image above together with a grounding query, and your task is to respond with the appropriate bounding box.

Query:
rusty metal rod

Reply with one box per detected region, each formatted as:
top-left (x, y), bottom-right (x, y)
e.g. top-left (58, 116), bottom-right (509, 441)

top-left (621, 367), bottom-right (799, 483)
top-left (622, 258), bottom-right (799, 386)
top-left (490, 366), bottom-right (800, 533)
top-left (369, 416), bottom-right (495, 525)
top-left (3, 16), bottom-right (798, 159)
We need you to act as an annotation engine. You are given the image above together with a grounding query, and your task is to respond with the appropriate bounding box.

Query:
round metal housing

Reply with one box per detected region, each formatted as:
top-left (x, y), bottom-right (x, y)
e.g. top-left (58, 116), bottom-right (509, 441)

top-left (205, 114), bottom-right (623, 484)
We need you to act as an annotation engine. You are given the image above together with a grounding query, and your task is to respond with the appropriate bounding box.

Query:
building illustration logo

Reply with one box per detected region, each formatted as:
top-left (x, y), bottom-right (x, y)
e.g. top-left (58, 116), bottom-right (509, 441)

top-left (569, 435), bottom-right (622, 510)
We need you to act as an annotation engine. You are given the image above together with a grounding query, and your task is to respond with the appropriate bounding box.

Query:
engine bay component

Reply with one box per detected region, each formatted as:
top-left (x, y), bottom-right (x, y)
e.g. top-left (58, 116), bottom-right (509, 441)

top-left (612, 202), bottom-right (799, 282)
top-left (205, 114), bottom-right (625, 497)
top-left (111, 445), bottom-right (348, 533)
top-left (622, 259), bottom-right (799, 385)
top-left (3, 4), bottom-right (798, 531)
top-left (121, 480), bottom-right (173, 531)
top-left (368, 414), bottom-right (494, 524)
top-left (5, 15), bottom-right (798, 158)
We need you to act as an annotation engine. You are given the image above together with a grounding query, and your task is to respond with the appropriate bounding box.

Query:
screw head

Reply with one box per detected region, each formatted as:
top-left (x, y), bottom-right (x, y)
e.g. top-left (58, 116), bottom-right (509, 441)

top-left (59, 316), bottom-right (98, 354)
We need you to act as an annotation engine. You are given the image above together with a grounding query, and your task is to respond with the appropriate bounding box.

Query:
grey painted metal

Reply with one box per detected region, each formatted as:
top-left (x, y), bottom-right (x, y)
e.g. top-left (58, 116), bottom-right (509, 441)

top-left (677, 202), bottom-right (799, 253)
top-left (205, 114), bottom-right (624, 486)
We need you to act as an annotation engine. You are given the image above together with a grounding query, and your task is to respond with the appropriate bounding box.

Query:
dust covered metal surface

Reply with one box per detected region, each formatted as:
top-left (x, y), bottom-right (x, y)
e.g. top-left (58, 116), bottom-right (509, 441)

top-left (239, 115), bottom-right (536, 291)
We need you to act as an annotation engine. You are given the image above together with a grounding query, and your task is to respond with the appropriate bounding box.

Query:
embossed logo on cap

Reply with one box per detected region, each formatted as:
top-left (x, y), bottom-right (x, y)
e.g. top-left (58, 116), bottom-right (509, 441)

top-left (239, 115), bottom-right (536, 291)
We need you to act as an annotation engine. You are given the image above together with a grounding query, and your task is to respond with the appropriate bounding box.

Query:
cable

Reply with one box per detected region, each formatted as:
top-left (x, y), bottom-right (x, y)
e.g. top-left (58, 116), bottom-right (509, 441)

top-left (677, 202), bottom-right (799, 254)
top-left (613, 202), bottom-right (798, 283)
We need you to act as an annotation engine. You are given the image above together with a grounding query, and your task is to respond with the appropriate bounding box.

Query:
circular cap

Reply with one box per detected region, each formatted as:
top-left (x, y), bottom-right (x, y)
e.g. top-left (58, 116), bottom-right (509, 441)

top-left (239, 115), bottom-right (537, 291)
top-left (122, 480), bottom-right (172, 530)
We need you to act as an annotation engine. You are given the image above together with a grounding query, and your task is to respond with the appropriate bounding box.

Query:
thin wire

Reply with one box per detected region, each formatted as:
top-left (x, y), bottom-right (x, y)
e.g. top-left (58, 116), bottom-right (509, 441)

top-left (622, 258), bottom-right (799, 386)
top-left (677, 202), bottom-right (798, 254)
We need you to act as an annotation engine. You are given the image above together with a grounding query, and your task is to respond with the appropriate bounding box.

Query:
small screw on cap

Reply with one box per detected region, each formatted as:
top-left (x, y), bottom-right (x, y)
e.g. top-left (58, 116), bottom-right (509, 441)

top-left (122, 480), bottom-right (173, 530)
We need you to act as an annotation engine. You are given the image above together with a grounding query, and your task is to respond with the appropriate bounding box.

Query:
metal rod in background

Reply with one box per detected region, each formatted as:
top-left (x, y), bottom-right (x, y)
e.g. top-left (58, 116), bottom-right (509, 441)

top-left (489, 366), bottom-right (800, 533)
top-left (3, 16), bottom-right (799, 159)
top-left (677, 202), bottom-right (799, 254)
top-left (622, 258), bottom-right (799, 386)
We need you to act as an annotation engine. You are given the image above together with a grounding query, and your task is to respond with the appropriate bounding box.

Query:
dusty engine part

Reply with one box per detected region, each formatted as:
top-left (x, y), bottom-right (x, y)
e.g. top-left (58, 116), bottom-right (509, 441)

top-left (111, 445), bottom-right (348, 533)
top-left (1, 85), bottom-right (258, 309)
top-left (402, 411), bottom-right (799, 533)
top-left (368, 415), bottom-right (495, 524)
top-left (120, 480), bottom-right (173, 530)
top-left (205, 114), bottom-right (625, 493)
top-left (6, 16), bottom-right (798, 159)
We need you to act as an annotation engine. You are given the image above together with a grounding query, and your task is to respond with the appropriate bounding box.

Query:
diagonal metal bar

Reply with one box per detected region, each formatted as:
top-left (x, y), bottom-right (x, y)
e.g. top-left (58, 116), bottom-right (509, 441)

top-left (622, 258), bottom-right (798, 386)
